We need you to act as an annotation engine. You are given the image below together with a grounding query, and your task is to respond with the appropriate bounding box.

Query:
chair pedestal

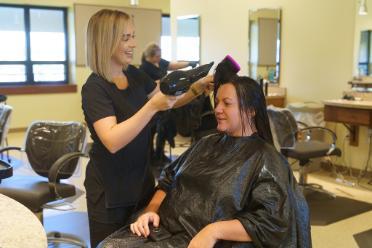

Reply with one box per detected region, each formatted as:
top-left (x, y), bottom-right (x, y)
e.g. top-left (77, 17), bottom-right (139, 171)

top-left (298, 162), bottom-right (336, 198)
top-left (48, 232), bottom-right (87, 248)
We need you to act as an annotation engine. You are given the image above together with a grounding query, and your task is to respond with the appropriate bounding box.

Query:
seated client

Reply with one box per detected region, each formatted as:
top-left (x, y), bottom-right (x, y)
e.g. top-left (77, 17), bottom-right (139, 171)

top-left (99, 75), bottom-right (311, 248)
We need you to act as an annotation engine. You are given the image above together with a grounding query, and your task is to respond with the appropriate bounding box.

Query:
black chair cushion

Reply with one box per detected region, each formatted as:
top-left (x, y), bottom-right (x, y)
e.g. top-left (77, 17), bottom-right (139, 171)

top-left (281, 140), bottom-right (341, 161)
top-left (0, 175), bottom-right (75, 212)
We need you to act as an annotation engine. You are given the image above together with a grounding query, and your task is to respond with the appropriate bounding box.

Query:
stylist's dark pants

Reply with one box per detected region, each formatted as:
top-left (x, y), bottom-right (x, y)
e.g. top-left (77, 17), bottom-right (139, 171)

top-left (87, 194), bottom-right (135, 248)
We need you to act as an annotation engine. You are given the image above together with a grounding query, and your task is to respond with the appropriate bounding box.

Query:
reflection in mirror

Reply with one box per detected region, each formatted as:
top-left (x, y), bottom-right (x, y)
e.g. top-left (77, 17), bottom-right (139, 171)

top-left (249, 9), bottom-right (281, 84)
top-left (176, 15), bottom-right (200, 61)
top-left (358, 30), bottom-right (372, 76)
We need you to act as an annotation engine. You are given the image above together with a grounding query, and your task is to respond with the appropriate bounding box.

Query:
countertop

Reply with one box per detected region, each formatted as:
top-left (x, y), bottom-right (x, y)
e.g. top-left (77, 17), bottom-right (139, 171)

top-left (323, 99), bottom-right (372, 110)
top-left (0, 193), bottom-right (47, 248)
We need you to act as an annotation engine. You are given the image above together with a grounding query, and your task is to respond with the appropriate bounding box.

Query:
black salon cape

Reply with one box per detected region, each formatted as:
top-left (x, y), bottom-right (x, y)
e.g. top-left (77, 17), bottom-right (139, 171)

top-left (99, 133), bottom-right (311, 248)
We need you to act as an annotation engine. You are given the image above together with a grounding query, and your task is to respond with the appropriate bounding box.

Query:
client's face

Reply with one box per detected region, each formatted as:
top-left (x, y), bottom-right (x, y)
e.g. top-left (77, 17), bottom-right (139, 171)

top-left (215, 83), bottom-right (244, 136)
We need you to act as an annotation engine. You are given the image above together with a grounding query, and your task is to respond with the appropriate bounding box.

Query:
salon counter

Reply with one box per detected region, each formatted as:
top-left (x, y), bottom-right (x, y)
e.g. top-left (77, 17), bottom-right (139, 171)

top-left (266, 95), bottom-right (285, 107)
top-left (266, 86), bottom-right (286, 107)
top-left (323, 99), bottom-right (372, 110)
top-left (0, 193), bottom-right (47, 248)
top-left (323, 99), bottom-right (372, 146)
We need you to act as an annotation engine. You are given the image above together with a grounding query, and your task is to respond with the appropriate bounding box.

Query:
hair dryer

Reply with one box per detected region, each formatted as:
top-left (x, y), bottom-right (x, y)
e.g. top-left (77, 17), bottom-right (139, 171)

top-left (160, 62), bottom-right (214, 96)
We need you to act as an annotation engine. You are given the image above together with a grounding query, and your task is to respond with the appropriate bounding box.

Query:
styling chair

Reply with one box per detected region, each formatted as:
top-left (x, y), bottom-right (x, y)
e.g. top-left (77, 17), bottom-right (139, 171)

top-left (267, 105), bottom-right (341, 197)
top-left (0, 121), bottom-right (88, 247)
top-left (191, 101), bottom-right (217, 144)
top-left (0, 104), bottom-right (12, 162)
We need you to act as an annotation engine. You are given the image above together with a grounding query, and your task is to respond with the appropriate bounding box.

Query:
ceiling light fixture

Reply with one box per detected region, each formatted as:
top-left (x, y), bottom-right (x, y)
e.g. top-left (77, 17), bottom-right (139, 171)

top-left (359, 0), bottom-right (368, 15)
top-left (130, 0), bottom-right (139, 6)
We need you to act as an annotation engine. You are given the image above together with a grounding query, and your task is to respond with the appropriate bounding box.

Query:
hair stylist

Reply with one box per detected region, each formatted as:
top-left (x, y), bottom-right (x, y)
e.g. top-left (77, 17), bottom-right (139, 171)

top-left (81, 9), bottom-right (212, 248)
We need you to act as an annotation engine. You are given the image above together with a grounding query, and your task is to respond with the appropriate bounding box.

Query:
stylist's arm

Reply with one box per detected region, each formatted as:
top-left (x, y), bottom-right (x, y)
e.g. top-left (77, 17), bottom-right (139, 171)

top-left (93, 92), bottom-right (178, 153)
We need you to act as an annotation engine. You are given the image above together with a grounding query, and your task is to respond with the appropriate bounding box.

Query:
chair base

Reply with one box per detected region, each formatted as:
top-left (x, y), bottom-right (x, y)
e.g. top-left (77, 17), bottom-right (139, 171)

top-left (300, 183), bottom-right (336, 198)
top-left (47, 231), bottom-right (87, 248)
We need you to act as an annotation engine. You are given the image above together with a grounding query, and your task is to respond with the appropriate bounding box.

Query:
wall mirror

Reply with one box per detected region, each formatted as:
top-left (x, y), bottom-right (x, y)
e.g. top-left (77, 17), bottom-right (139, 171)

top-left (176, 15), bottom-right (200, 62)
top-left (358, 30), bottom-right (372, 76)
top-left (249, 9), bottom-right (281, 84)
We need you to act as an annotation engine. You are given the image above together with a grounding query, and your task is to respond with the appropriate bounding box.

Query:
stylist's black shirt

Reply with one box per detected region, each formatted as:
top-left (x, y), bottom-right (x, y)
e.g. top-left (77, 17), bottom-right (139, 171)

top-left (139, 58), bottom-right (170, 81)
top-left (81, 65), bottom-right (156, 209)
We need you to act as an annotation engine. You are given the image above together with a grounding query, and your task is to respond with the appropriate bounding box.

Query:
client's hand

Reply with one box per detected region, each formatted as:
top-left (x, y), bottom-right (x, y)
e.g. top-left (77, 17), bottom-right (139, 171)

top-left (187, 224), bottom-right (217, 248)
top-left (130, 211), bottom-right (160, 238)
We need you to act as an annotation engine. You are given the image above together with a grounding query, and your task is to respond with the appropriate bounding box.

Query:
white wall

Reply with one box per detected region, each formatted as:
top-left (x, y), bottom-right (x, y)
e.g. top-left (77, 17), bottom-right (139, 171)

top-left (171, 0), bottom-right (355, 102)
top-left (171, 0), bottom-right (372, 170)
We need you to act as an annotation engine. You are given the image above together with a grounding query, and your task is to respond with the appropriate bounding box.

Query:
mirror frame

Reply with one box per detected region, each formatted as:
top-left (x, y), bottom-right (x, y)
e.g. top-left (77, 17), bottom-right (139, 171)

top-left (358, 29), bottom-right (372, 77)
top-left (248, 8), bottom-right (281, 84)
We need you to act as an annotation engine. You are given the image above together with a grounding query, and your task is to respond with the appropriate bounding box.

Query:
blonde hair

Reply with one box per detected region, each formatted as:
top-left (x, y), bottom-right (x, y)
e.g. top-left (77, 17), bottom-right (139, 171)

top-left (86, 9), bottom-right (131, 82)
top-left (142, 42), bottom-right (161, 62)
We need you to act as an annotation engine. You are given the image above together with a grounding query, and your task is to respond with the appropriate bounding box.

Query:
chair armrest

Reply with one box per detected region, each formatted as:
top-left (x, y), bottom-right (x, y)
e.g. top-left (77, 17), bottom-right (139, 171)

top-left (296, 121), bottom-right (308, 128)
top-left (0, 146), bottom-right (22, 154)
top-left (297, 126), bottom-right (337, 144)
top-left (48, 152), bottom-right (87, 199)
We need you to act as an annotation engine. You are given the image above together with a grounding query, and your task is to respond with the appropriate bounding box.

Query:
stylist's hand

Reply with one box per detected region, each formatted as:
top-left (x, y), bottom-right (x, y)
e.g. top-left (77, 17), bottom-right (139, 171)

top-left (130, 211), bottom-right (160, 237)
top-left (149, 91), bottom-right (181, 111)
top-left (193, 75), bottom-right (214, 96)
top-left (187, 224), bottom-right (217, 248)
top-left (188, 61), bottom-right (198, 68)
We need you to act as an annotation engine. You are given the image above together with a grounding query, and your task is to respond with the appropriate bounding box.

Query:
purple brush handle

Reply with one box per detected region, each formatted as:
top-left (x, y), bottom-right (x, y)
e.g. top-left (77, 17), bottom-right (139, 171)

top-left (224, 55), bottom-right (241, 73)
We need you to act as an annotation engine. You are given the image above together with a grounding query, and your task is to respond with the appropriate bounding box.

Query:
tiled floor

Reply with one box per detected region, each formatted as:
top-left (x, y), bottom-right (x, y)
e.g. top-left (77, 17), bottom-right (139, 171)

top-left (5, 132), bottom-right (372, 248)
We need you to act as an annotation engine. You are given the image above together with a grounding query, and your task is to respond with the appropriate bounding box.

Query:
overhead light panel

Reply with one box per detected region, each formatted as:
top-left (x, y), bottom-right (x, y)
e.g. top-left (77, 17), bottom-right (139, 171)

top-left (359, 0), bottom-right (368, 15)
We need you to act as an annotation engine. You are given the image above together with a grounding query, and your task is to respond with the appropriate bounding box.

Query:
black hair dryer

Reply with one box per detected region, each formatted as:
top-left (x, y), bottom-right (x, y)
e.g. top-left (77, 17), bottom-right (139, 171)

top-left (160, 62), bottom-right (214, 96)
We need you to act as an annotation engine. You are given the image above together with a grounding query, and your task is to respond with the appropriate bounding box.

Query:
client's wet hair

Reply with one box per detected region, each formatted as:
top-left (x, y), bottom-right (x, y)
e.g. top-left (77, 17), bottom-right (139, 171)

top-left (213, 55), bottom-right (240, 97)
top-left (215, 76), bottom-right (274, 145)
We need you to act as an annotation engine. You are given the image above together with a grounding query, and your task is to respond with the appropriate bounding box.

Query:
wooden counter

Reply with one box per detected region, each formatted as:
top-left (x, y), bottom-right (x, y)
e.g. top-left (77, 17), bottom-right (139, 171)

top-left (266, 95), bottom-right (285, 107)
top-left (324, 99), bottom-right (372, 146)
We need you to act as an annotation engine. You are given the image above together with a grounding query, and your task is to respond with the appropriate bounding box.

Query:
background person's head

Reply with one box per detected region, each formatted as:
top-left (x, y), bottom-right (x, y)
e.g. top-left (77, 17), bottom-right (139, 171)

top-left (86, 9), bottom-right (134, 81)
top-left (142, 43), bottom-right (162, 64)
top-left (214, 76), bottom-right (273, 144)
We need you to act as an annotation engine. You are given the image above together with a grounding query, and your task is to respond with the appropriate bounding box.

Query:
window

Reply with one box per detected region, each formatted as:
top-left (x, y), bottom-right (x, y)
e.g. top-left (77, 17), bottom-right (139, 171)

top-left (0, 4), bottom-right (68, 86)
top-left (176, 16), bottom-right (200, 61)
top-left (161, 14), bottom-right (171, 61)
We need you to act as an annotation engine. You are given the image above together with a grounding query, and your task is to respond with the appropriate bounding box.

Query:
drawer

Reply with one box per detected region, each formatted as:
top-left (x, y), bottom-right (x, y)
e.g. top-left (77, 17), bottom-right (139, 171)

top-left (324, 105), bottom-right (372, 126)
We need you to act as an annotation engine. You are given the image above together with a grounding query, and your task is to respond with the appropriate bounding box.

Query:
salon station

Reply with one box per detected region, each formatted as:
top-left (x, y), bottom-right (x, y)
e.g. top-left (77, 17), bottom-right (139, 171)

top-left (0, 0), bottom-right (372, 247)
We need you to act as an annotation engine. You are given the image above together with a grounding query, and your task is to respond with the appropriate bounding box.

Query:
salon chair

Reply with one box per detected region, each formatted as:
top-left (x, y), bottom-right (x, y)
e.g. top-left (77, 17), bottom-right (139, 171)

top-left (0, 104), bottom-right (12, 162)
top-left (267, 106), bottom-right (341, 197)
top-left (0, 121), bottom-right (88, 247)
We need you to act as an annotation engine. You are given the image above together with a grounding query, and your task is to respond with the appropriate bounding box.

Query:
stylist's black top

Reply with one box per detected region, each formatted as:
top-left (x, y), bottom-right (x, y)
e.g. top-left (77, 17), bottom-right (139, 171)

top-left (139, 58), bottom-right (170, 81)
top-left (81, 65), bottom-right (157, 210)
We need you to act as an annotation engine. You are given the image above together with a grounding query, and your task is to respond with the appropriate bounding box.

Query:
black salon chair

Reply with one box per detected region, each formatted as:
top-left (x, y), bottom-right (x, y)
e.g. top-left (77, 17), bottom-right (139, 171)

top-left (0, 104), bottom-right (12, 162)
top-left (0, 121), bottom-right (88, 247)
top-left (267, 106), bottom-right (341, 197)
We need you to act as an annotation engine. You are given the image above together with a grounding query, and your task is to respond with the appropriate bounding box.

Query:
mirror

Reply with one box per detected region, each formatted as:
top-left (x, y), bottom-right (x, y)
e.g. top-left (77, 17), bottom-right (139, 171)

top-left (176, 15), bottom-right (200, 62)
top-left (358, 30), bottom-right (372, 76)
top-left (249, 9), bottom-right (281, 84)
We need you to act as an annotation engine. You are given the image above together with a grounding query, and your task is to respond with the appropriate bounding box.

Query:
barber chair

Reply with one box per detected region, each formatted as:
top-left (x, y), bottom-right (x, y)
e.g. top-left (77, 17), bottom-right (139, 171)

top-left (0, 104), bottom-right (12, 162)
top-left (0, 121), bottom-right (88, 247)
top-left (190, 95), bottom-right (217, 144)
top-left (267, 106), bottom-right (341, 197)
